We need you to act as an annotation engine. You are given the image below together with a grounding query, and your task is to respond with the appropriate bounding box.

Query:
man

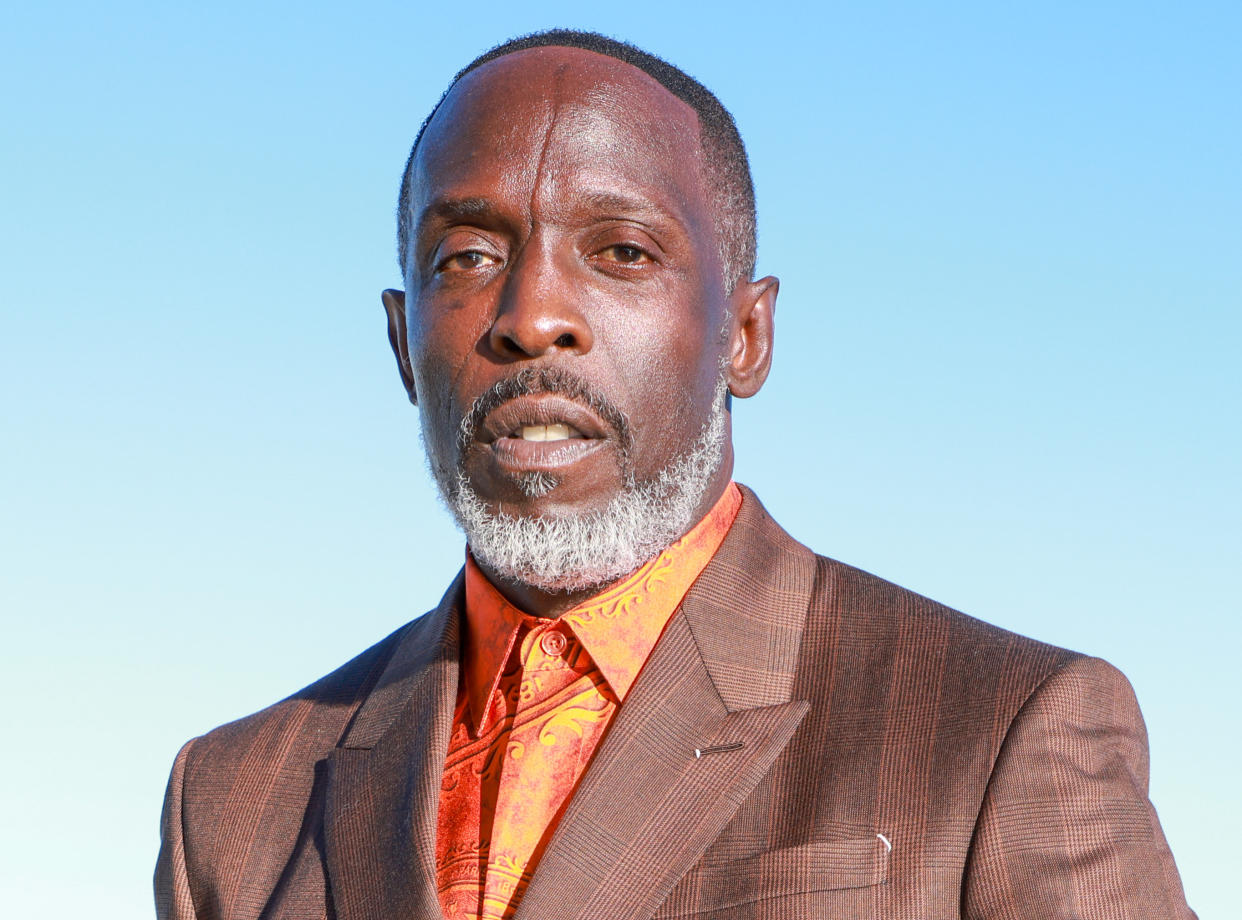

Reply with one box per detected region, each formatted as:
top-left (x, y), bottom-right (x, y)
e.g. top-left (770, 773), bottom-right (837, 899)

top-left (155, 30), bottom-right (1194, 920)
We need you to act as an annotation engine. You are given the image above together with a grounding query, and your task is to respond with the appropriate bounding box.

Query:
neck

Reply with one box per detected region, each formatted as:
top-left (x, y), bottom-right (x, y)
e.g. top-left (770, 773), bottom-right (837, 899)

top-left (476, 569), bottom-right (601, 620)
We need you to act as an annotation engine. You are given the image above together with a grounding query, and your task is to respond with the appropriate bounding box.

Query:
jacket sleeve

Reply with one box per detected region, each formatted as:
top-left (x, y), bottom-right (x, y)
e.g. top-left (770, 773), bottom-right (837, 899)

top-left (155, 739), bottom-right (200, 920)
top-left (962, 656), bottom-right (1195, 919)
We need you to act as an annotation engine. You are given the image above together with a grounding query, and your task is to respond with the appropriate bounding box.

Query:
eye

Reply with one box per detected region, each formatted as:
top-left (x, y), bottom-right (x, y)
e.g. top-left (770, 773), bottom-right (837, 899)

top-left (436, 249), bottom-right (499, 273)
top-left (595, 243), bottom-right (653, 265)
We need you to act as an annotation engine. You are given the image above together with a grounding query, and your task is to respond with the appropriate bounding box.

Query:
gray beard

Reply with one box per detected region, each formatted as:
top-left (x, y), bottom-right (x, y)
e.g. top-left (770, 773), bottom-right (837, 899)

top-left (433, 379), bottom-right (729, 594)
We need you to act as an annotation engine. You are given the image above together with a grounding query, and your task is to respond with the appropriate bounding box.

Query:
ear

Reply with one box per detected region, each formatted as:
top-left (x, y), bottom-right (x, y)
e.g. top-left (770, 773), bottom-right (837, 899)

top-left (725, 275), bottom-right (778, 399)
top-left (381, 289), bottom-right (418, 405)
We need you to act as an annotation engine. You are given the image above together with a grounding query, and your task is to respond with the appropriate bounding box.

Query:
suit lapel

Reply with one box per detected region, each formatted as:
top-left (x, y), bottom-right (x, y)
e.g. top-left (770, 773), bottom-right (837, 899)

top-left (322, 573), bottom-right (464, 920)
top-left (514, 488), bottom-right (817, 920)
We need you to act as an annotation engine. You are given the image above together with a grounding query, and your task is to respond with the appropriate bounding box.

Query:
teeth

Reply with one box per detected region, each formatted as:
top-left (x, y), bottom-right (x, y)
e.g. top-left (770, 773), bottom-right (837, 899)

top-left (520, 423), bottom-right (573, 442)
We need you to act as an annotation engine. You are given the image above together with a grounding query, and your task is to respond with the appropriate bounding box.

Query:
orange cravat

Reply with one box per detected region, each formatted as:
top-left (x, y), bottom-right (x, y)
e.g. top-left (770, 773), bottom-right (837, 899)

top-left (435, 483), bottom-right (742, 920)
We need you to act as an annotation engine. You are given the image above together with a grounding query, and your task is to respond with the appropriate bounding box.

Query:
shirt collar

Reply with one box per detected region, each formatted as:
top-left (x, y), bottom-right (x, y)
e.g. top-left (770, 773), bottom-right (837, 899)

top-left (461, 482), bottom-right (742, 736)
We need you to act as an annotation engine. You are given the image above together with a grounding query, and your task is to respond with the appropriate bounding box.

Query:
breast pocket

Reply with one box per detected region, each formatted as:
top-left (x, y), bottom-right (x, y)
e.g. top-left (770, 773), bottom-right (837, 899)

top-left (654, 833), bottom-right (891, 918)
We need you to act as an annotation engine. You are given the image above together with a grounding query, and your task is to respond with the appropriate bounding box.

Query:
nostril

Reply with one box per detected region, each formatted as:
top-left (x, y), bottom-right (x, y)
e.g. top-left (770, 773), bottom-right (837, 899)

top-left (554, 333), bottom-right (575, 349)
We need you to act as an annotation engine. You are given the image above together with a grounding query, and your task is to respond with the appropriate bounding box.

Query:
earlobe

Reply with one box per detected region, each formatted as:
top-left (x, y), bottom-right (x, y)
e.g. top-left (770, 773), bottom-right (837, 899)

top-left (381, 289), bottom-right (418, 405)
top-left (726, 276), bottom-right (778, 399)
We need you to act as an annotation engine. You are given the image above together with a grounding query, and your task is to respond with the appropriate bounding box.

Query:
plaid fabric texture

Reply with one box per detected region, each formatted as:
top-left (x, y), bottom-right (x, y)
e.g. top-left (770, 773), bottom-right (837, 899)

top-left (156, 486), bottom-right (1194, 920)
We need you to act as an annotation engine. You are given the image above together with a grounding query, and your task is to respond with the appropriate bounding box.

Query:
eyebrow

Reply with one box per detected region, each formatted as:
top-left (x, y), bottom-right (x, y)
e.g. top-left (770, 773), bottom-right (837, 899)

top-left (421, 190), bottom-right (673, 225)
top-left (415, 196), bottom-right (497, 234)
top-left (412, 189), bottom-right (682, 257)
top-left (574, 190), bottom-right (670, 222)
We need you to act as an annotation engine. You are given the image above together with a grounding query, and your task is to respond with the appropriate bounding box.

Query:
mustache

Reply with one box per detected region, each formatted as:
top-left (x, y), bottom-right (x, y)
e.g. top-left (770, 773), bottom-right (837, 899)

top-left (457, 366), bottom-right (633, 457)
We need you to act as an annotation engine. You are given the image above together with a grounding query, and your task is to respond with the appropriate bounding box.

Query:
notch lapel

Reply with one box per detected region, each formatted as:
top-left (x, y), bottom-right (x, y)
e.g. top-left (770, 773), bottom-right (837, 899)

top-left (514, 488), bottom-right (817, 920)
top-left (322, 573), bottom-right (464, 920)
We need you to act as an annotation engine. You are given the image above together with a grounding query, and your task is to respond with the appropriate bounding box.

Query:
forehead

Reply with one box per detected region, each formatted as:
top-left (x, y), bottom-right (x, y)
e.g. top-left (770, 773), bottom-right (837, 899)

top-left (409, 46), bottom-right (708, 223)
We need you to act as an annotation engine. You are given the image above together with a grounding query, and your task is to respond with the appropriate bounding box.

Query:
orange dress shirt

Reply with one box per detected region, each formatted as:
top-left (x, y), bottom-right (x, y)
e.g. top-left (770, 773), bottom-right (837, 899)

top-left (435, 483), bottom-right (742, 920)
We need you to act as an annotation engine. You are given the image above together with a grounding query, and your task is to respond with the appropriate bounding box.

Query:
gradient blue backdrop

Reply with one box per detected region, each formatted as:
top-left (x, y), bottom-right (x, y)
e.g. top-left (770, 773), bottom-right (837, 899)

top-left (2, 1), bottom-right (1237, 916)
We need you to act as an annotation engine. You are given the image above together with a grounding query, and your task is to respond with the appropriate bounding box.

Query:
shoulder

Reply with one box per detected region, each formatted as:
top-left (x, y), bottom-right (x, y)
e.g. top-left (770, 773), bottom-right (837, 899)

top-left (733, 495), bottom-right (1191, 914)
top-left (816, 553), bottom-right (1075, 660)
top-left (177, 607), bottom-right (442, 791)
top-left (157, 596), bottom-right (462, 910)
top-left (157, 617), bottom-right (413, 893)
top-left (800, 552), bottom-right (1086, 729)
top-left (729, 486), bottom-right (1084, 710)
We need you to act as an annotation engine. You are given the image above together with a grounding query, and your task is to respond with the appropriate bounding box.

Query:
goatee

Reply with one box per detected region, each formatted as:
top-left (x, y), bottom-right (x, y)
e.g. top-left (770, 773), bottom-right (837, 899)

top-left (427, 375), bottom-right (730, 594)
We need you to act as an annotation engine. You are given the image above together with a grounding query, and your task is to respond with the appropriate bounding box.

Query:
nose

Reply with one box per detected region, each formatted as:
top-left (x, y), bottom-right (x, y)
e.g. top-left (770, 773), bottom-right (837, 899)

top-left (488, 239), bottom-right (594, 360)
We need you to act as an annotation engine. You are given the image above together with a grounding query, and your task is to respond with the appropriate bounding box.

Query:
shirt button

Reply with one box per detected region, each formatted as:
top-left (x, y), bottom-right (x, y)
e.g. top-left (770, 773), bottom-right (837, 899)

top-left (540, 630), bottom-right (568, 657)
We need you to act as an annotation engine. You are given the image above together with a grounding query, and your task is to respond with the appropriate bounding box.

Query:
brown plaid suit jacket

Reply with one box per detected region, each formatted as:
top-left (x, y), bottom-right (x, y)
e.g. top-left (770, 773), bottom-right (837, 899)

top-left (155, 486), bottom-right (1194, 919)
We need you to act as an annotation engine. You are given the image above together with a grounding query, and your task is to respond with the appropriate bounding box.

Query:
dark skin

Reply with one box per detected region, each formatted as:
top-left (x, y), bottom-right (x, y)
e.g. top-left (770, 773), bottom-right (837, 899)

top-left (382, 47), bottom-right (778, 618)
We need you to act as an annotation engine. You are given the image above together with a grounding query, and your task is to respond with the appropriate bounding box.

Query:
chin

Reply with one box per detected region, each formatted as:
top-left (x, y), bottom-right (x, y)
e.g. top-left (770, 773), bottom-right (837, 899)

top-left (435, 384), bottom-right (730, 592)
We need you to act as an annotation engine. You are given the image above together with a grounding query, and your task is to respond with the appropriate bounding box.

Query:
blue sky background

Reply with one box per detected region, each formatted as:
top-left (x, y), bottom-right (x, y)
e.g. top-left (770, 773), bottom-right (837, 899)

top-left (1, 1), bottom-right (1237, 916)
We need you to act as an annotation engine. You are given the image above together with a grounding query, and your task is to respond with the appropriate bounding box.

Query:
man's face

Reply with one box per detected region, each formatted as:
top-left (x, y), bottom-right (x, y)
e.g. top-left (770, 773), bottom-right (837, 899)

top-left (385, 47), bottom-right (775, 588)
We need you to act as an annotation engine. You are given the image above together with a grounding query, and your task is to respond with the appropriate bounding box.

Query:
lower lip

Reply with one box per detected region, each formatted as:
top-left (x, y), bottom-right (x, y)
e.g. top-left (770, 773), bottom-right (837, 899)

top-left (487, 436), bottom-right (608, 472)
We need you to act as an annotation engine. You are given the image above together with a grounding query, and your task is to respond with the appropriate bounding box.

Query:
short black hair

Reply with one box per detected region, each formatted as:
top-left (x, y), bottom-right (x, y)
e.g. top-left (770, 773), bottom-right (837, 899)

top-left (396, 29), bottom-right (757, 291)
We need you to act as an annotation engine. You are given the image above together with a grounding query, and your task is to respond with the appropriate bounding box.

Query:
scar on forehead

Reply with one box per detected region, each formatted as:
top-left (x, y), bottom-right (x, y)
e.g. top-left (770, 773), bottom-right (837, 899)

top-left (526, 63), bottom-right (572, 225)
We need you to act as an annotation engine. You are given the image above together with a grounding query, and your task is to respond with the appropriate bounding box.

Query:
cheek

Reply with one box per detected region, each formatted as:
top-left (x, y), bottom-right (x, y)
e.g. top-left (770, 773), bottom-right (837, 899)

top-left (597, 303), bottom-right (724, 431)
top-left (407, 313), bottom-right (476, 463)
top-left (409, 296), bottom-right (490, 410)
top-left (408, 324), bottom-right (448, 415)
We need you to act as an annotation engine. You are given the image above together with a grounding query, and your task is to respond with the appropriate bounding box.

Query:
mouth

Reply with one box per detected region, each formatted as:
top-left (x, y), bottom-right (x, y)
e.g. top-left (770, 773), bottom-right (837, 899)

top-left (475, 395), bottom-right (617, 474)
top-left (507, 422), bottom-right (586, 442)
